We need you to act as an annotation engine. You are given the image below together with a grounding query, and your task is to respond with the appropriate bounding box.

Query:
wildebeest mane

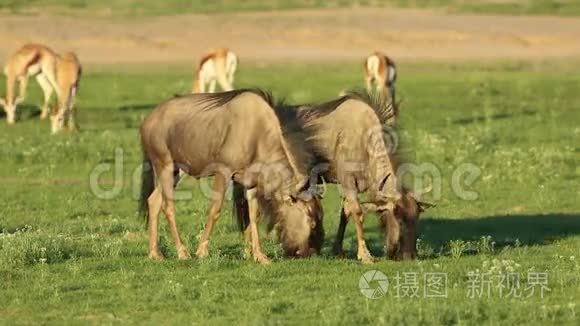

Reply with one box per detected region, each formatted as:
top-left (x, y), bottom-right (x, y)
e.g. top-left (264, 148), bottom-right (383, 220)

top-left (189, 88), bottom-right (312, 183)
top-left (185, 88), bottom-right (275, 112)
top-left (297, 90), bottom-right (395, 126)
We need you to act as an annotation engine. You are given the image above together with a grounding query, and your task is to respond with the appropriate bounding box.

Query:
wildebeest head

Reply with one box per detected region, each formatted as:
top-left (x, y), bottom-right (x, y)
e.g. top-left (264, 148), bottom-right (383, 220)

top-left (365, 183), bottom-right (433, 261)
top-left (276, 191), bottom-right (324, 257)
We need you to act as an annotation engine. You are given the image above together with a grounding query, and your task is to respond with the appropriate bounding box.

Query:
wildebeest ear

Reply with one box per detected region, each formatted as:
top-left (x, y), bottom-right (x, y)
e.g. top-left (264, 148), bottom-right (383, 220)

top-left (417, 201), bottom-right (435, 213)
top-left (378, 173), bottom-right (391, 192)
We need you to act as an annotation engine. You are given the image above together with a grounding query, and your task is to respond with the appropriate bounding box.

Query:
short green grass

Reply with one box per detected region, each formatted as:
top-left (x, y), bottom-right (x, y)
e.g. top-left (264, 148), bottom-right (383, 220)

top-left (1, 0), bottom-right (580, 16)
top-left (0, 61), bottom-right (579, 324)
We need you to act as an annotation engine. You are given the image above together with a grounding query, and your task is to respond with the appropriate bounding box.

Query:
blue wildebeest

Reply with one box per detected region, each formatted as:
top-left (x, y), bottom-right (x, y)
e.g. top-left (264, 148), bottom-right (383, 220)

top-left (267, 92), bottom-right (432, 262)
top-left (139, 89), bottom-right (323, 264)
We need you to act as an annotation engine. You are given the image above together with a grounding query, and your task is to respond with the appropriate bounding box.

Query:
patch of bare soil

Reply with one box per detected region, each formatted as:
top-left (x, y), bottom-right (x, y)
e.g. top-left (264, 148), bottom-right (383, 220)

top-left (1, 8), bottom-right (579, 64)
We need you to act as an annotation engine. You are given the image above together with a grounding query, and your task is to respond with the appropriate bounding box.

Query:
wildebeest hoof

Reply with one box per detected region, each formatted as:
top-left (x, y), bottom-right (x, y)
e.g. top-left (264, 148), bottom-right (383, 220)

top-left (178, 248), bottom-right (192, 260)
top-left (148, 251), bottom-right (165, 260)
top-left (357, 249), bottom-right (374, 264)
top-left (195, 248), bottom-right (208, 259)
top-left (254, 253), bottom-right (272, 265)
top-left (332, 247), bottom-right (346, 258)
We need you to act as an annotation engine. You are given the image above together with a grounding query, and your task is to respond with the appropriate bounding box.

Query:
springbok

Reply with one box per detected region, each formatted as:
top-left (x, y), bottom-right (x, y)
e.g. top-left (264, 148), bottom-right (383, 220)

top-left (1, 43), bottom-right (60, 124)
top-left (139, 89), bottom-right (323, 264)
top-left (191, 48), bottom-right (238, 93)
top-left (50, 52), bottom-right (82, 133)
top-left (364, 52), bottom-right (397, 103)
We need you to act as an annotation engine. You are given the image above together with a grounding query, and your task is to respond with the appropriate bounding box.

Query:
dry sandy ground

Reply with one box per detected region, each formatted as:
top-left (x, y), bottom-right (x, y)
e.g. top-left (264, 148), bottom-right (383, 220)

top-left (1, 8), bottom-right (580, 64)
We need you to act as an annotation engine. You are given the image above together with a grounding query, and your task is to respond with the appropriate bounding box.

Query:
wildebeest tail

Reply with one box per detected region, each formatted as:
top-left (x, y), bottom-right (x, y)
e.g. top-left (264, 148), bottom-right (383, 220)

top-left (232, 181), bottom-right (250, 231)
top-left (138, 159), bottom-right (155, 222)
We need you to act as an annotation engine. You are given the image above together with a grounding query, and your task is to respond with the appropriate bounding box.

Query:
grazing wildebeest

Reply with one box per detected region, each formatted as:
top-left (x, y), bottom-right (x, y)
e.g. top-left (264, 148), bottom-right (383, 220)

top-left (139, 89), bottom-right (323, 264)
top-left (282, 92), bottom-right (431, 262)
top-left (232, 103), bottom-right (325, 257)
top-left (233, 182), bottom-right (325, 258)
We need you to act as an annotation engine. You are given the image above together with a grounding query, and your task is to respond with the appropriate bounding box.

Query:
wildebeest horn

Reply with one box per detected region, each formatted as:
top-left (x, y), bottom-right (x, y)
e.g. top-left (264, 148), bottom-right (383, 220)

top-left (421, 183), bottom-right (433, 194)
top-left (378, 173), bottom-right (390, 192)
top-left (411, 182), bottom-right (433, 198)
top-left (295, 175), bottom-right (310, 193)
top-left (310, 176), bottom-right (327, 198)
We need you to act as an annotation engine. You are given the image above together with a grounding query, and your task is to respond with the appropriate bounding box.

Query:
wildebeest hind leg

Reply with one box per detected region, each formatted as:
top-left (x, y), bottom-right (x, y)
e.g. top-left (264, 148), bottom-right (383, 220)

top-left (147, 186), bottom-right (164, 260)
top-left (195, 173), bottom-right (228, 258)
top-left (332, 205), bottom-right (348, 258)
top-left (159, 163), bottom-right (190, 260)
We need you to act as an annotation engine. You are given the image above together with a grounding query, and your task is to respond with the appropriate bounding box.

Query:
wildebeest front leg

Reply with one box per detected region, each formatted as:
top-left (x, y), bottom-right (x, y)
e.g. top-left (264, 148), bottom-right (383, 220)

top-left (242, 208), bottom-right (265, 259)
top-left (332, 206), bottom-right (348, 257)
top-left (246, 188), bottom-right (271, 264)
top-left (383, 207), bottom-right (400, 259)
top-left (195, 173), bottom-right (228, 258)
top-left (344, 197), bottom-right (373, 264)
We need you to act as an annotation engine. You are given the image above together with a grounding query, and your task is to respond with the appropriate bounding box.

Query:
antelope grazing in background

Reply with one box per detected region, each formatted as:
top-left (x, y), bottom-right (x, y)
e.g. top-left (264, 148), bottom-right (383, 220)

top-left (192, 48), bottom-right (238, 93)
top-left (0, 44), bottom-right (81, 133)
top-left (139, 89), bottom-right (323, 264)
top-left (364, 52), bottom-right (397, 103)
top-left (1, 43), bottom-right (60, 124)
top-left (50, 52), bottom-right (82, 134)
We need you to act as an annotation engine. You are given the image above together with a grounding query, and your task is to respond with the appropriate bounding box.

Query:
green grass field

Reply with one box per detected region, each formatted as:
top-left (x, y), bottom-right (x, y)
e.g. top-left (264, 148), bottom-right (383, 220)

top-left (0, 61), bottom-right (579, 324)
top-left (1, 0), bottom-right (580, 16)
